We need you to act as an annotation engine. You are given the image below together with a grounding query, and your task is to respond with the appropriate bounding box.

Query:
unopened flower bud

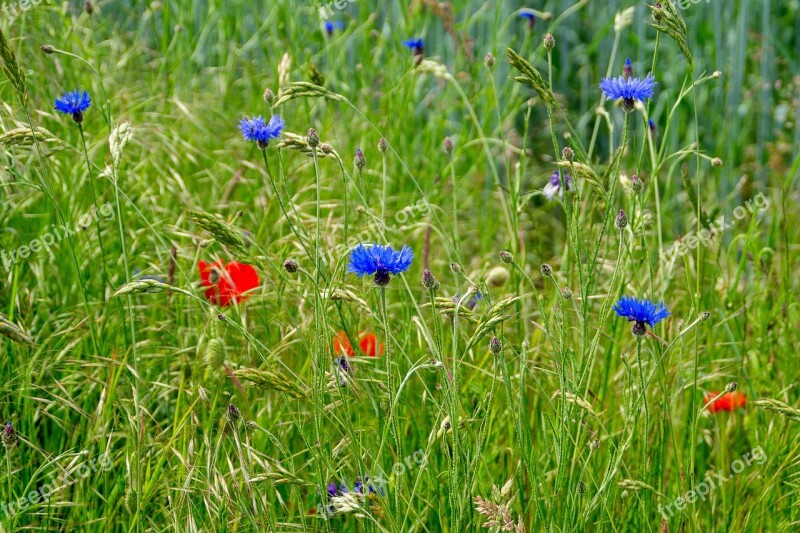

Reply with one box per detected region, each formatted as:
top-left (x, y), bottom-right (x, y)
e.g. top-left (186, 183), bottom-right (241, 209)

top-left (615, 209), bottom-right (628, 230)
top-left (562, 146), bottom-right (574, 162)
top-left (489, 337), bottom-right (502, 355)
top-left (450, 262), bottom-right (461, 273)
top-left (699, 311), bottom-right (710, 322)
top-left (378, 137), bottom-right (388, 153)
top-left (320, 143), bottom-right (333, 154)
top-left (306, 128), bottom-right (320, 148)
top-left (40, 44), bottom-right (55, 54)
top-left (283, 259), bottom-right (299, 273)
top-left (263, 88), bottom-right (275, 105)
top-left (486, 266), bottom-right (509, 288)
top-left (422, 269), bottom-right (440, 291)
top-left (540, 263), bottom-right (553, 277)
top-left (354, 148), bottom-right (366, 169)
top-left (711, 157), bottom-right (723, 167)
top-left (561, 287), bottom-right (573, 300)
top-left (227, 404), bottom-right (241, 422)
top-left (484, 53), bottom-right (495, 68)
top-left (725, 381), bottom-right (738, 393)
top-left (631, 175), bottom-right (644, 193)
top-left (499, 250), bottom-right (513, 264)
top-left (543, 33), bottom-right (555, 50)
top-left (443, 136), bottom-right (454, 155)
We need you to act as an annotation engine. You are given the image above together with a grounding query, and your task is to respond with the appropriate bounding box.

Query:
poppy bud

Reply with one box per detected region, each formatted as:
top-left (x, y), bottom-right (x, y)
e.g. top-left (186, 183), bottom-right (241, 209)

top-left (486, 266), bottom-right (509, 288)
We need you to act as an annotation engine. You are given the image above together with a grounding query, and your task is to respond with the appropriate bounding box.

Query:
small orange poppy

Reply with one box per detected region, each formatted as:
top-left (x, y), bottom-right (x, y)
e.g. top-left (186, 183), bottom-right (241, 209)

top-left (332, 331), bottom-right (384, 357)
top-left (703, 391), bottom-right (746, 414)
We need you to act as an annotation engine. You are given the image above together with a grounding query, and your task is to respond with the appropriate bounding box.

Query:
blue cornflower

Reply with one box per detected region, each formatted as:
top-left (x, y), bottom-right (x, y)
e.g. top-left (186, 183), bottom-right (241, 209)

top-left (519, 10), bottom-right (536, 28)
top-left (324, 20), bottom-right (343, 35)
top-left (402, 38), bottom-right (424, 56)
top-left (239, 114), bottom-right (285, 149)
top-left (543, 171), bottom-right (573, 200)
top-left (54, 90), bottom-right (91, 123)
top-left (348, 243), bottom-right (413, 286)
top-left (599, 73), bottom-right (657, 112)
top-left (613, 296), bottom-right (670, 336)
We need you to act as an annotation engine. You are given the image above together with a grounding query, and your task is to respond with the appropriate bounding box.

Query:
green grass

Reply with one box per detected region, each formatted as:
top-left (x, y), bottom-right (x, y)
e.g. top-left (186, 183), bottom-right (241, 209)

top-left (0, 0), bottom-right (798, 530)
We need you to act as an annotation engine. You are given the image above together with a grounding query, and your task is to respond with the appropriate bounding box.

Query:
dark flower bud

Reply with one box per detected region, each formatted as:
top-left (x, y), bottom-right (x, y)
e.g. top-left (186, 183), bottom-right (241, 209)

top-left (561, 287), bottom-right (573, 300)
top-left (442, 136), bottom-right (454, 155)
top-left (590, 439), bottom-right (600, 450)
top-left (632, 321), bottom-right (647, 337)
top-left (450, 262), bottom-right (461, 273)
top-left (40, 44), bottom-right (55, 54)
top-left (578, 481), bottom-right (586, 494)
top-left (354, 148), bottom-right (366, 169)
top-left (306, 128), bottom-right (320, 148)
top-left (209, 268), bottom-right (220, 284)
top-left (378, 137), bottom-right (388, 153)
top-left (85, 0), bottom-right (93, 14)
top-left (499, 250), bottom-right (513, 264)
top-left (543, 33), bottom-right (555, 50)
top-left (284, 259), bottom-right (299, 273)
top-left (711, 157), bottom-right (723, 167)
top-left (484, 53), bottom-right (495, 68)
top-left (562, 146), bottom-right (574, 162)
top-left (699, 311), bottom-right (710, 322)
top-left (540, 263), bottom-right (553, 277)
top-left (263, 88), bottom-right (275, 105)
top-left (725, 381), bottom-right (738, 393)
top-left (320, 143), bottom-right (333, 154)
top-left (422, 269), bottom-right (440, 291)
top-left (227, 404), bottom-right (241, 422)
top-left (489, 337), bottom-right (502, 355)
top-left (615, 209), bottom-right (628, 230)
top-left (2, 422), bottom-right (16, 449)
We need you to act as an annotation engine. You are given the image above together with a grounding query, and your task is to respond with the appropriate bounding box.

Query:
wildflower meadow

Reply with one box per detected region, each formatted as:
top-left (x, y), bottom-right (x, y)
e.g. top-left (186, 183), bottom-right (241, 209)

top-left (1, 0), bottom-right (799, 531)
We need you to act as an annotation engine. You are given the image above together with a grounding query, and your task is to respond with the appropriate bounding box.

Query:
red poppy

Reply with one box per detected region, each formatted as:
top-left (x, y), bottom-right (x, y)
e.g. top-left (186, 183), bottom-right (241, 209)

top-left (332, 331), bottom-right (384, 357)
top-left (198, 260), bottom-right (260, 306)
top-left (703, 391), bottom-right (746, 414)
